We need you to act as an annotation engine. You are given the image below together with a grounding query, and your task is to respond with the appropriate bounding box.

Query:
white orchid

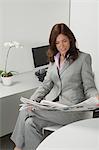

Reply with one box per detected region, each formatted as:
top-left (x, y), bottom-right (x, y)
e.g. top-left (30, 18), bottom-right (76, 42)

top-left (1, 41), bottom-right (23, 77)
top-left (4, 41), bottom-right (23, 48)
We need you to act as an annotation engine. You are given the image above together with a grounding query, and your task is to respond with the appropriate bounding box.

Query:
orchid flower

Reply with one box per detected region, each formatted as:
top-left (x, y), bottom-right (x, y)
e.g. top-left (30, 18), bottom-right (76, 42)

top-left (3, 41), bottom-right (23, 74)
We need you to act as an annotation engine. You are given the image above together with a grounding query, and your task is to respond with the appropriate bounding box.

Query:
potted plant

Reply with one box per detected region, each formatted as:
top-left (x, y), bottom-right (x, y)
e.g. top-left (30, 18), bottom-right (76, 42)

top-left (0, 70), bottom-right (3, 76)
top-left (0, 70), bottom-right (3, 82)
top-left (1, 41), bottom-right (23, 86)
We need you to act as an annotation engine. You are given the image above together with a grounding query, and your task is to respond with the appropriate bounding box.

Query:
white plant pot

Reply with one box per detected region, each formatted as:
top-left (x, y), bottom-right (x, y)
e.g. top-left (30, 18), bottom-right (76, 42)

top-left (1, 76), bottom-right (13, 86)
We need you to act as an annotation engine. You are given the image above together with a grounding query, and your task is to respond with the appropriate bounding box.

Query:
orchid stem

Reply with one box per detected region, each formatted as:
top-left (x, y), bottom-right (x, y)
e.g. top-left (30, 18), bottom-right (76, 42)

top-left (4, 46), bottom-right (14, 73)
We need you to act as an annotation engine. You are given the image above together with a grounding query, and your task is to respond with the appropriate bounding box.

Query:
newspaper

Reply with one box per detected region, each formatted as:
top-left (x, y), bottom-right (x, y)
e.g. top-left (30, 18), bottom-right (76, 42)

top-left (19, 97), bottom-right (67, 111)
top-left (19, 96), bottom-right (99, 112)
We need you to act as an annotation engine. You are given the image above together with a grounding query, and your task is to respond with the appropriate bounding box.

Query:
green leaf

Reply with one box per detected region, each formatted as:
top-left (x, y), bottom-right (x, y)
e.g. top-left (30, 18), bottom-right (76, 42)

top-left (0, 70), bottom-right (3, 75)
top-left (1, 71), bottom-right (13, 77)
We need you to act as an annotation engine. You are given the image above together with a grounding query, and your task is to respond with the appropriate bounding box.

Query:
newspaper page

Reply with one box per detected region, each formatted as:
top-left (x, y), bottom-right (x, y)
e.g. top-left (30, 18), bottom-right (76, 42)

top-left (19, 97), bottom-right (67, 111)
top-left (19, 96), bottom-right (99, 112)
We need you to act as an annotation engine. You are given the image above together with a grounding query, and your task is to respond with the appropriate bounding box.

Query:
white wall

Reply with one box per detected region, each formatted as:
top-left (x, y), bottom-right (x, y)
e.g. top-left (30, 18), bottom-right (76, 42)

top-left (98, 0), bottom-right (99, 55)
top-left (70, 0), bottom-right (99, 90)
top-left (0, 0), bottom-right (70, 73)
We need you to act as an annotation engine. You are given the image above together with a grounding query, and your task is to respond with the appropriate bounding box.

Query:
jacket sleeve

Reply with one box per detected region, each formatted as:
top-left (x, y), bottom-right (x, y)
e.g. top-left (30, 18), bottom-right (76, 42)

top-left (30, 63), bottom-right (54, 102)
top-left (81, 54), bottom-right (98, 98)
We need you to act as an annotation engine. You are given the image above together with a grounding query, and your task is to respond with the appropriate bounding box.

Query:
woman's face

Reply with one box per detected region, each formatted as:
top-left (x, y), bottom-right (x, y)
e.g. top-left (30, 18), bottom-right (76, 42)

top-left (55, 34), bottom-right (70, 56)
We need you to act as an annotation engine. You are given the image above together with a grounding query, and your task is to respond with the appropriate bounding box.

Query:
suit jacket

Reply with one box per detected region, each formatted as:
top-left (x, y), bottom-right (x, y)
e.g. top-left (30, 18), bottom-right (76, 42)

top-left (31, 51), bottom-right (98, 106)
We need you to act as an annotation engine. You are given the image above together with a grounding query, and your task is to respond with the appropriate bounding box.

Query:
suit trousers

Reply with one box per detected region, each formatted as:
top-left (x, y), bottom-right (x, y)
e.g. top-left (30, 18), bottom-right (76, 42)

top-left (11, 108), bottom-right (93, 150)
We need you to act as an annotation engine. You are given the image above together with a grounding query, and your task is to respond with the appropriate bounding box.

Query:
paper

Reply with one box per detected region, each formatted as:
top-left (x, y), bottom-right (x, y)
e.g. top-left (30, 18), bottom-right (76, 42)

top-left (73, 97), bottom-right (99, 106)
top-left (41, 100), bottom-right (68, 109)
top-left (19, 97), bottom-right (59, 111)
top-left (19, 96), bottom-right (99, 112)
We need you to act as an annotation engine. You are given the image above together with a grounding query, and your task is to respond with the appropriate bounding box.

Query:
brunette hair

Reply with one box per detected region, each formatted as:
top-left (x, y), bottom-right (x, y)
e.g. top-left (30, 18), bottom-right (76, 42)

top-left (47, 23), bottom-right (79, 62)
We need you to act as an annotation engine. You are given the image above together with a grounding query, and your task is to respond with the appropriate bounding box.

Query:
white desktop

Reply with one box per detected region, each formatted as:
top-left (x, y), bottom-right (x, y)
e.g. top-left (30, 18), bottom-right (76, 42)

top-left (37, 118), bottom-right (99, 150)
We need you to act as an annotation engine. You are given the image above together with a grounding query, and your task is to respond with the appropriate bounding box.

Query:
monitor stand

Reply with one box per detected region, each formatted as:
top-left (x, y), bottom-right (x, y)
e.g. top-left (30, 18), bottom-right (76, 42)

top-left (35, 68), bottom-right (48, 82)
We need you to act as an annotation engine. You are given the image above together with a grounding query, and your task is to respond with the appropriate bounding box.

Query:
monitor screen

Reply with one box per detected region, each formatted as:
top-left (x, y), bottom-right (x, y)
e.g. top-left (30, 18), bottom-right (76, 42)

top-left (32, 45), bottom-right (49, 68)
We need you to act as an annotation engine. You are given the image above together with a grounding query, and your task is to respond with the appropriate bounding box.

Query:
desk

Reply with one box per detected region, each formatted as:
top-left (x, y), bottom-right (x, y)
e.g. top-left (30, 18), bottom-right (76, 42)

top-left (0, 71), bottom-right (41, 98)
top-left (0, 71), bottom-right (41, 137)
top-left (37, 118), bottom-right (99, 150)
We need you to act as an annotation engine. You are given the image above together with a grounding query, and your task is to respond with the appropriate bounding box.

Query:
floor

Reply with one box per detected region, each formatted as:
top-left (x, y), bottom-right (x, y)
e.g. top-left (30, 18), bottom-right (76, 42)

top-left (0, 131), bottom-right (52, 150)
top-left (0, 133), bottom-right (15, 150)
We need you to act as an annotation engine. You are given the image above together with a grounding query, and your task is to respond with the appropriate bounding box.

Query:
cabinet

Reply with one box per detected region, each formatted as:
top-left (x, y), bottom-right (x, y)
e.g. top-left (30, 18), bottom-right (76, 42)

top-left (0, 71), bottom-right (41, 137)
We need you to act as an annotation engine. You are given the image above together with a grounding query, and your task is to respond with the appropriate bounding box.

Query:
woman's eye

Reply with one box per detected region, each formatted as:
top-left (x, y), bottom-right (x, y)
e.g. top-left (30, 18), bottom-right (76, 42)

top-left (56, 39), bottom-right (68, 45)
top-left (63, 40), bottom-right (67, 42)
top-left (56, 42), bottom-right (59, 45)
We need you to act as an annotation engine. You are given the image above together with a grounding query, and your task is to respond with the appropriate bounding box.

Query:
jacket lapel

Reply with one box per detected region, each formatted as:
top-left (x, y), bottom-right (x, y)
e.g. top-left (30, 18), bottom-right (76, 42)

top-left (54, 64), bottom-right (60, 80)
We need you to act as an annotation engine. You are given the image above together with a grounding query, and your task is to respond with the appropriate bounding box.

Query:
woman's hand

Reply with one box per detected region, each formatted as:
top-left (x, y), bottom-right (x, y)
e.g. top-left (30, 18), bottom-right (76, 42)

top-left (96, 95), bottom-right (99, 106)
top-left (27, 104), bottom-right (33, 111)
top-left (96, 95), bottom-right (99, 100)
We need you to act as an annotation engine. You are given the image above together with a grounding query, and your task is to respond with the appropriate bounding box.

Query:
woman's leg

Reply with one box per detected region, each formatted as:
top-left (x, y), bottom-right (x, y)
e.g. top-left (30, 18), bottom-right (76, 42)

top-left (11, 108), bottom-right (93, 150)
top-left (34, 109), bottom-right (93, 125)
top-left (23, 109), bottom-right (93, 150)
top-left (11, 109), bottom-right (29, 149)
top-left (11, 109), bottom-right (56, 150)
top-left (24, 117), bottom-right (51, 150)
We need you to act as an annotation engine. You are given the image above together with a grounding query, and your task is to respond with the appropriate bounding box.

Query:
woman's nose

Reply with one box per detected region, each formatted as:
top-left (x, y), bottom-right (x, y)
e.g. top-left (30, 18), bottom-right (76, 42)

top-left (59, 42), bottom-right (64, 48)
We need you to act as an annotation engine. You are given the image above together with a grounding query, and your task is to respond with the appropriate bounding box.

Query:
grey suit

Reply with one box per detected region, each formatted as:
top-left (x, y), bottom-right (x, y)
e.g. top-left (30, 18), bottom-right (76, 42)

top-left (11, 51), bottom-right (98, 150)
top-left (31, 51), bottom-right (98, 104)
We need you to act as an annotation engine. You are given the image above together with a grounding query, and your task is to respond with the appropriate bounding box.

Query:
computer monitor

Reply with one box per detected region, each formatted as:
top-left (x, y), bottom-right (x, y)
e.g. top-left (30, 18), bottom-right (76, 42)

top-left (32, 45), bottom-right (49, 68)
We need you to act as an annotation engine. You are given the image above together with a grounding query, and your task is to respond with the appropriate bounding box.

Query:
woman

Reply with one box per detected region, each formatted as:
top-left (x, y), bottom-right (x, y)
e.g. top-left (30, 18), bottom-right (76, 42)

top-left (11, 23), bottom-right (99, 150)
